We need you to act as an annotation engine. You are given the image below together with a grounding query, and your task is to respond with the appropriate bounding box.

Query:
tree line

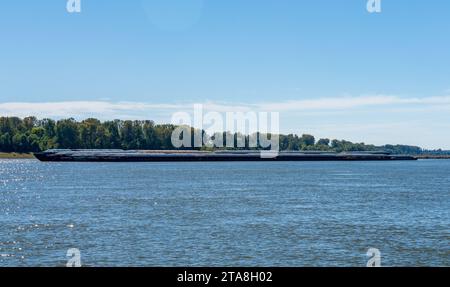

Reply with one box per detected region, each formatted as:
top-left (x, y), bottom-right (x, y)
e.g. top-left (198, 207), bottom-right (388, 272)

top-left (0, 116), bottom-right (427, 154)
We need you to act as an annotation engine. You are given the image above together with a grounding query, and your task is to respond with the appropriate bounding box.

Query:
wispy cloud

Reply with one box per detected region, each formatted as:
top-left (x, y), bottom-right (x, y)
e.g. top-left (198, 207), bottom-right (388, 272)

top-left (1, 95), bottom-right (450, 119)
top-left (0, 101), bottom-right (181, 120)
top-left (256, 95), bottom-right (450, 111)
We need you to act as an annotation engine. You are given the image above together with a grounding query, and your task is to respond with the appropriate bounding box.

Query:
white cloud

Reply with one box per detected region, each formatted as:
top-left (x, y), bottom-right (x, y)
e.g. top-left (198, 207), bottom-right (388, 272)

top-left (256, 95), bottom-right (450, 111)
top-left (0, 101), bottom-right (182, 120)
top-left (1, 95), bottom-right (450, 119)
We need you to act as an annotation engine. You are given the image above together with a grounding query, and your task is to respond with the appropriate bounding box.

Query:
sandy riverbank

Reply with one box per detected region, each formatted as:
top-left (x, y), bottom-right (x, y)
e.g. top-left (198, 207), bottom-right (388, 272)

top-left (0, 153), bottom-right (35, 159)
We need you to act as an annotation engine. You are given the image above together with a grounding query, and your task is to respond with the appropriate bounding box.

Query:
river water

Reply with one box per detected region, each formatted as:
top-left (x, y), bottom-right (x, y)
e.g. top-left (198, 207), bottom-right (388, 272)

top-left (0, 159), bottom-right (448, 266)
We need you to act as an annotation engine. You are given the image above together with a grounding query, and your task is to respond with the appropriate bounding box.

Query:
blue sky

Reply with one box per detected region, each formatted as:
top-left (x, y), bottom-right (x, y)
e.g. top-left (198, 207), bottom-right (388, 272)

top-left (1, 0), bottom-right (450, 148)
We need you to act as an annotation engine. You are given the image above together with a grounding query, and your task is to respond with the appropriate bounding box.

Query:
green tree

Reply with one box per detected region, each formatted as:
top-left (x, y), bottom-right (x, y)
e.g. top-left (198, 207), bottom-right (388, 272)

top-left (12, 133), bottom-right (29, 152)
top-left (103, 120), bottom-right (122, 149)
top-left (79, 118), bottom-right (102, 149)
top-left (300, 134), bottom-right (315, 148)
top-left (120, 120), bottom-right (135, 149)
top-left (56, 118), bottom-right (80, 149)
top-left (0, 132), bottom-right (13, 152)
top-left (142, 120), bottom-right (157, 149)
top-left (317, 138), bottom-right (330, 146)
top-left (0, 116), bottom-right (432, 154)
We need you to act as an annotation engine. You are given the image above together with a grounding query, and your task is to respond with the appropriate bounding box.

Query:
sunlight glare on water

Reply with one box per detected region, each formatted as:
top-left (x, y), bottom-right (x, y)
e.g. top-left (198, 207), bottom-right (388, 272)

top-left (0, 159), bottom-right (449, 266)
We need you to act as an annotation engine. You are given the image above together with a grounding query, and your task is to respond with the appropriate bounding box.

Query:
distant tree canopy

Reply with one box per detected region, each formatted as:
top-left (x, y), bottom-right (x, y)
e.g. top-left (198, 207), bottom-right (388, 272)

top-left (0, 116), bottom-right (429, 154)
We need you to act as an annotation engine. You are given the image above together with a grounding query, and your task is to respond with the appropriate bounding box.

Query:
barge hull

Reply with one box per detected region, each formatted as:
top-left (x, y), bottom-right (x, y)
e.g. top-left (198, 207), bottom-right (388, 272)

top-left (34, 150), bottom-right (418, 162)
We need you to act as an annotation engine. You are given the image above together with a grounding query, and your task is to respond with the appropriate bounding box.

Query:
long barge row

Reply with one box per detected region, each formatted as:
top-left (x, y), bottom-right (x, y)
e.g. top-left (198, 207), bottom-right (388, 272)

top-left (34, 149), bottom-right (418, 162)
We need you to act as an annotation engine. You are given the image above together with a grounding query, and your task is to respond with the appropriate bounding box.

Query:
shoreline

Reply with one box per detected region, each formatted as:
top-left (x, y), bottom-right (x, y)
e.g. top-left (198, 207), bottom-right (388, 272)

top-left (0, 153), bottom-right (35, 159)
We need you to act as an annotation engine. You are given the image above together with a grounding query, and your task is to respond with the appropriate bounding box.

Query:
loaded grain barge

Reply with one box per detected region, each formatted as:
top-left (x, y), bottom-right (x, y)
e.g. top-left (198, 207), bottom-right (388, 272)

top-left (34, 149), bottom-right (417, 162)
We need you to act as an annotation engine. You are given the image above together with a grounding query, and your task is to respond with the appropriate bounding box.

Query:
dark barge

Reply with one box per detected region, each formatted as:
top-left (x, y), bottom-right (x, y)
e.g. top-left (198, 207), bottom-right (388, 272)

top-left (33, 149), bottom-right (418, 162)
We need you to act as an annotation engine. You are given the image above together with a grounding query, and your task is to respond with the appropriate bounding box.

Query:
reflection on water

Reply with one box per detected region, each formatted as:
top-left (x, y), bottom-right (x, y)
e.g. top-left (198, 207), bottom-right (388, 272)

top-left (0, 159), bottom-right (449, 266)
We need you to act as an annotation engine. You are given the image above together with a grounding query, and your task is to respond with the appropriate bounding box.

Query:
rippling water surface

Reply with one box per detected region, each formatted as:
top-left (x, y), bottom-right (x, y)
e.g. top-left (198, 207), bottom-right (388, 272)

top-left (0, 159), bottom-right (449, 266)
